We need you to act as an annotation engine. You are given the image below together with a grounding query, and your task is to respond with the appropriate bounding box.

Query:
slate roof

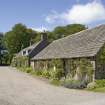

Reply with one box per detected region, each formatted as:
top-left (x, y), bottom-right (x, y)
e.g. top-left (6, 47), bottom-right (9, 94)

top-left (16, 42), bottom-right (40, 57)
top-left (32, 24), bottom-right (105, 60)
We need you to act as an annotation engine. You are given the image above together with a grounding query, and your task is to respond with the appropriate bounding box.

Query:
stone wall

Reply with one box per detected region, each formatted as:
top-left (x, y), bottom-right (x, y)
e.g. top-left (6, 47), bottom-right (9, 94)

top-left (95, 64), bottom-right (105, 79)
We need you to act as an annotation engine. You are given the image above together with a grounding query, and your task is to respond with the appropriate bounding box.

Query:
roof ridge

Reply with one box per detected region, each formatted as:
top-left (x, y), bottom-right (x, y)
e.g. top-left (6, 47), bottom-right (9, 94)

top-left (52, 24), bottom-right (105, 43)
top-left (32, 24), bottom-right (105, 60)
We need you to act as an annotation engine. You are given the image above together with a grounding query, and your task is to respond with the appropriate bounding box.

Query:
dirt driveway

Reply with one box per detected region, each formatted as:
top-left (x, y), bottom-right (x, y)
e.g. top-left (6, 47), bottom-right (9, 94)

top-left (0, 66), bottom-right (105, 105)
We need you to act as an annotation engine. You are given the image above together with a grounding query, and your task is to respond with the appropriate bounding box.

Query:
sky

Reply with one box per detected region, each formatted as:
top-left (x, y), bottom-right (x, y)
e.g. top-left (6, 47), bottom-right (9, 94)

top-left (0, 0), bottom-right (105, 33)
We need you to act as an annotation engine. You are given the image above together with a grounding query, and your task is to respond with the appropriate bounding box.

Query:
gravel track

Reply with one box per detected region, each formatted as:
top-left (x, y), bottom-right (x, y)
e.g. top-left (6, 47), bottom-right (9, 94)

top-left (0, 66), bottom-right (105, 105)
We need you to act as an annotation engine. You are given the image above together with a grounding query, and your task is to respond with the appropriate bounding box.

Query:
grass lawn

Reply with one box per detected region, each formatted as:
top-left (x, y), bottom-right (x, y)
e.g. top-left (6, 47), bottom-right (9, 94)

top-left (86, 80), bottom-right (105, 92)
top-left (89, 87), bottom-right (105, 92)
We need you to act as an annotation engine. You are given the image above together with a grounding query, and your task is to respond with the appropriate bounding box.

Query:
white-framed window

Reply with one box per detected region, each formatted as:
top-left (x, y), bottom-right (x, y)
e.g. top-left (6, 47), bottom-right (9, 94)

top-left (22, 51), bottom-right (26, 55)
top-left (28, 49), bottom-right (31, 54)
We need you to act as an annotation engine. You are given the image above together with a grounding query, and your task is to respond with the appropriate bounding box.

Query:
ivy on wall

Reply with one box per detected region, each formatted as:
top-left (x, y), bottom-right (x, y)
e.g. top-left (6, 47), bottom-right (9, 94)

top-left (11, 56), bottom-right (29, 67)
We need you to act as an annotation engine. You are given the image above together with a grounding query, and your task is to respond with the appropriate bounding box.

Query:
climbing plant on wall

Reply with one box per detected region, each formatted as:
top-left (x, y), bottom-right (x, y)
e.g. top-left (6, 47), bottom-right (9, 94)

top-left (97, 44), bottom-right (105, 66)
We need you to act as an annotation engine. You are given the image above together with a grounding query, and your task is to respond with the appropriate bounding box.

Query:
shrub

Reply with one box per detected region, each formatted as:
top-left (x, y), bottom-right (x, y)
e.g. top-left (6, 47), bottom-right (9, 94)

top-left (87, 82), bottom-right (96, 89)
top-left (79, 59), bottom-right (93, 82)
top-left (61, 79), bottom-right (87, 89)
top-left (49, 69), bottom-right (63, 80)
top-left (95, 79), bottom-right (105, 88)
top-left (17, 67), bottom-right (25, 72)
top-left (50, 79), bottom-right (60, 86)
top-left (87, 79), bottom-right (105, 90)
top-left (30, 70), bottom-right (42, 76)
top-left (11, 57), bottom-right (17, 67)
top-left (15, 56), bottom-right (29, 68)
top-left (25, 67), bottom-right (32, 73)
top-left (41, 70), bottom-right (50, 78)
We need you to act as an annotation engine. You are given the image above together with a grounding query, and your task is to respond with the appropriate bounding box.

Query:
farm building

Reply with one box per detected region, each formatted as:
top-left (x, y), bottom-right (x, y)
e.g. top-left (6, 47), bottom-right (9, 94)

top-left (31, 24), bottom-right (105, 81)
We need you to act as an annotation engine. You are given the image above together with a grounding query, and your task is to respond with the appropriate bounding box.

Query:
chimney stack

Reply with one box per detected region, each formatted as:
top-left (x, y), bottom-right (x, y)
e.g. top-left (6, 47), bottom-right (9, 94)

top-left (41, 31), bottom-right (47, 41)
top-left (30, 38), bottom-right (33, 46)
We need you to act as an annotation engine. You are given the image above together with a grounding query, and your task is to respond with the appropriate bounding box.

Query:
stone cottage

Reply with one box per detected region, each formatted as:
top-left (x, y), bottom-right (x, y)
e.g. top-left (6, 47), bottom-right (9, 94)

top-left (16, 32), bottom-right (49, 67)
top-left (31, 24), bottom-right (105, 81)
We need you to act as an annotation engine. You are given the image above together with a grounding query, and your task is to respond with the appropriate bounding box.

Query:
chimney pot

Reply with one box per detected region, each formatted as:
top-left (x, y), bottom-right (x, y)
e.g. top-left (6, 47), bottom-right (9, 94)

top-left (41, 31), bottom-right (47, 41)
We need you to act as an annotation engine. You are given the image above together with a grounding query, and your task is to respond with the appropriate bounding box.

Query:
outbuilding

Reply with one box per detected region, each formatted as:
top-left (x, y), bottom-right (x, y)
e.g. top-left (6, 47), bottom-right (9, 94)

top-left (31, 24), bottom-right (105, 81)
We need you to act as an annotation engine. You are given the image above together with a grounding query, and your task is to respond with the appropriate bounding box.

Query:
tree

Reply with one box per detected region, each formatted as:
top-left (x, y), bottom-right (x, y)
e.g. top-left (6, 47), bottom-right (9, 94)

top-left (49, 24), bottom-right (87, 41)
top-left (0, 33), bottom-right (3, 49)
top-left (4, 23), bottom-right (37, 55)
top-left (3, 23), bottom-right (87, 63)
top-left (0, 33), bottom-right (9, 64)
top-left (0, 33), bottom-right (3, 64)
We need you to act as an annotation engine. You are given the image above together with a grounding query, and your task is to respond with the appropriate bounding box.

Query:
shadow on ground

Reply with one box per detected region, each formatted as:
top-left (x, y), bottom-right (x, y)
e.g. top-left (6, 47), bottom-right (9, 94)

top-left (0, 64), bottom-right (10, 66)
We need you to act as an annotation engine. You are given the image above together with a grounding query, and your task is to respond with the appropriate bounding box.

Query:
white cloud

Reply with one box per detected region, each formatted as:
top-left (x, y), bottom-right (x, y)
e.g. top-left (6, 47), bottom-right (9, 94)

top-left (45, 1), bottom-right (105, 24)
top-left (64, 1), bottom-right (105, 24)
top-left (45, 11), bottom-right (60, 23)
top-left (32, 26), bottom-right (48, 32)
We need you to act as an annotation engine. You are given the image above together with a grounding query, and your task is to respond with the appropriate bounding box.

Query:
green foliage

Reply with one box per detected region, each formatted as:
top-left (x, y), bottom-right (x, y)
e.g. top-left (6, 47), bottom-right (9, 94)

top-left (86, 82), bottom-right (96, 90)
top-left (0, 33), bottom-right (3, 49)
top-left (17, 67), bottom-right (26, 72)
top-left (11, 56), bottom-right (17, 67)
top-left (30, 70), bottom-right (42, 76)
top-left (25, 67), bottom-right (32, 73)
top-left (97, 45), bottom-right (105, 65)
top-left (95, 80), bottom-right (105, 88)
top-left (51, 59), bottom-right (63, 68)
top-left (50, 24), bottom-right (87, 40)
top-left (41, 69), bottom-right (50, 78)
top-left (16, 56), bottom-right (29, 68)
top-left (17, 67), bottom-right (33, 73)
top-left (87, 79), bottom-right (105, 89)
top-left (4, 23), bottom-right (38, 55)
top-left (64, 59), bottom-right (93, 83)
top-left (50, 79), bottom-right (60, 86)
top-left (0, 33), bottom-right (10, 64)
top-left (1, 51), bottom-right (10, 64)
top-left (30, 68), bottom-right (63, 80)
top-left (92, 87), bottom-right (105, 92)
top-left (49, 68), bottom-right (63, 80)
top-left (2, 23), bottom-right (86, 63)
top-left (59, 59), bottom-right (93, 89)
top-left (87, 80), bottom-right (105, 92)
top-left (68, 59), bottom-right (93, 82)
top-left (79, 59), bottom-right (93, 80)
top-left (61, 79), bottom-right (87, 89)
